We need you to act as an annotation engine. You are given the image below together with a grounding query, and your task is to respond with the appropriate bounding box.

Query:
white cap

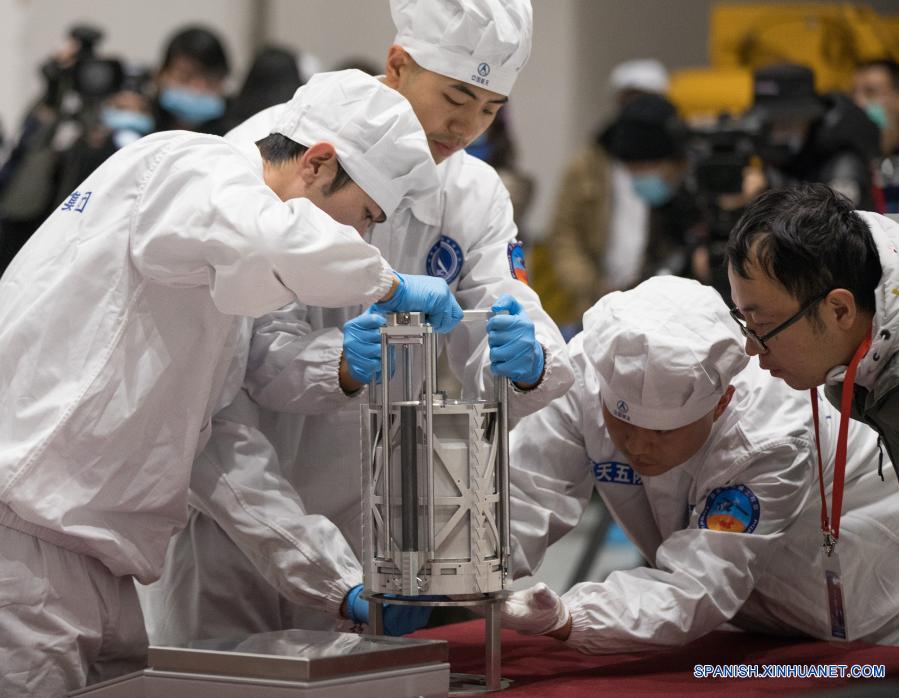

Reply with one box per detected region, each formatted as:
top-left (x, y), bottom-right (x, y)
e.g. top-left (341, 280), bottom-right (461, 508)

top-left (271, 69), bottom-right (437, 218)
top-left (582, 277), bottom-right (749, 431)
top-left (391, 0), bottom-right (533, 96)
top-left (609, 59), bottom-right (669, 96)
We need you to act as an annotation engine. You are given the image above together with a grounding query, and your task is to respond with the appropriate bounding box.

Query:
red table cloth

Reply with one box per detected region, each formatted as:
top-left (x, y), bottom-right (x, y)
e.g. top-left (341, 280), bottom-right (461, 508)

top-left (413, 620), bottom-right (899, 696)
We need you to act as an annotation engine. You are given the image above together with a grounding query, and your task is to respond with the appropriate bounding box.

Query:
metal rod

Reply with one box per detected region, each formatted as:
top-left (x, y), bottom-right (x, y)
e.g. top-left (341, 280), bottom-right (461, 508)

top-left (486, 598), bottom-right (502, 690)
top-left (369, 598), bottom-right (384, 636)
top-left (380, 332), bottom-right (391, 554)
top-left (423, 329), bottom-right (435, 558)
top-left (497, 375), bottom-right (511, 576)
top-left (402, 343), bottom-right (413, 400)
top-left (400, 402), bottom-right (418, 552)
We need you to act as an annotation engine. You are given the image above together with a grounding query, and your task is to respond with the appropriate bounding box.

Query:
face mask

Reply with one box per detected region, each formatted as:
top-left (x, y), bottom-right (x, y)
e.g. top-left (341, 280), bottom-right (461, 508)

top-left (159, 87), bottom-right (225, 125)
top-left (865, 103), bottom-right (889, 130)
top-left (101, 108), bottom-right (154, 136)
top-left (631, 173), bottom-right (673, 206)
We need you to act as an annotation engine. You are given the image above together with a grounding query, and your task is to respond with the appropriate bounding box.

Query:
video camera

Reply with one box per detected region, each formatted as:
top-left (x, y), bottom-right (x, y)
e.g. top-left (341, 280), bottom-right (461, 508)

top-left (41, 25), bottom-right (125, 108)
top-left (687, 114), bottom-right (765, 198)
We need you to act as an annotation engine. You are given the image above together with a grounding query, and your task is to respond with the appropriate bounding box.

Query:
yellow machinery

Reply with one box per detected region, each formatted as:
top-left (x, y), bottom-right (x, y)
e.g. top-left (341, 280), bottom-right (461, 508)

top-left (670, 2), bottom-right (899, 122)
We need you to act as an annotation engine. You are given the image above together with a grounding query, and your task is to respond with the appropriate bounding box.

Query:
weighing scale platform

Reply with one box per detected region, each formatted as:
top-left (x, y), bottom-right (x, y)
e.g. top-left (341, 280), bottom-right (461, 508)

top-left (70, 629), bottom-right (450, 697)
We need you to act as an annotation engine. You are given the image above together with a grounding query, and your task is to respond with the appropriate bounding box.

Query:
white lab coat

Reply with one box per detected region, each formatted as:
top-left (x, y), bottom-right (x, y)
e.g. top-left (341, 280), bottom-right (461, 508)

top-left (509, 328), bottom-right (899, 654)
top-left (141, 105), bottom-right (575, 643)
top-left (0, 130), bottom-right (395, 584)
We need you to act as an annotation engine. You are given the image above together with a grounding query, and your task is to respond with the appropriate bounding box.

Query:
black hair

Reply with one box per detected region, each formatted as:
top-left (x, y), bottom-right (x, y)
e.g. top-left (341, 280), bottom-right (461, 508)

top-left (726, 183), bottom-right (881, 313)
top-left (227, 46), bottom-right (302, 126)
top-left (856, 59), bottom-right (899, 91)
top-left (255, 133), bottom-right (353, 194)
top-left (597, 94), bottom-right (687, 162)
top-left (161, 26), bottom-right (230, 79)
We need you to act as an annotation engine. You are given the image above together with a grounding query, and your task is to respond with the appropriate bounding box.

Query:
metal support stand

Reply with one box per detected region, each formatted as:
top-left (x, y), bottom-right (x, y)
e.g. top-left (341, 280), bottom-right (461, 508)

top-left (365, 595), bottom-right (510, 695)
top-left (362, 310), bottom-right (513, 694)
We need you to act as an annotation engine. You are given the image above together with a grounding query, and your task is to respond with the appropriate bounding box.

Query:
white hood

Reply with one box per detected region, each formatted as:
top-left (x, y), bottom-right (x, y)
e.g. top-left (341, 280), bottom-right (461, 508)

top-left (828, 212), bottom-right (899, 390)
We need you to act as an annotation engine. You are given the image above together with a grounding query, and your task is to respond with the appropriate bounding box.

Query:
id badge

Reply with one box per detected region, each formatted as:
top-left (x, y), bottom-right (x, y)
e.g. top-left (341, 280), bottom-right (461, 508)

top-left (822, 547), bottom-right (848, 641)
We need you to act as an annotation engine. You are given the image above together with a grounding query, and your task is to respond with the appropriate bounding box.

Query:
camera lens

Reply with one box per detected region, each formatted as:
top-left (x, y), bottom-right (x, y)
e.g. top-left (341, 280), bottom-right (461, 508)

top-left (74, 59), bottom-right (124, 99)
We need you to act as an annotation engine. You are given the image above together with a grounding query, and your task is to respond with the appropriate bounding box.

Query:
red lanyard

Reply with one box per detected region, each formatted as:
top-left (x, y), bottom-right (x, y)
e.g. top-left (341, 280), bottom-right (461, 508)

top-left (809, 329), bottom-right (872, 554)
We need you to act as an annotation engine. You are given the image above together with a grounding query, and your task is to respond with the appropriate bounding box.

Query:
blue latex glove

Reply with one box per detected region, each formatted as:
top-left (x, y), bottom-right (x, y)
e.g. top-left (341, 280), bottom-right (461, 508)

top-left (346, 584), bottom-right (433, 636)
top-left (487, 294), bottom-right (545, 385)
top-left (342, 311), bottom-right (387, 385)
top-left (373, 273), bottom-right (463, 333)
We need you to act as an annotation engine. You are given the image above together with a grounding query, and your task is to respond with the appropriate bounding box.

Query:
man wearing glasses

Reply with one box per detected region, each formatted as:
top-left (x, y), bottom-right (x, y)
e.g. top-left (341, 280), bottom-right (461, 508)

top-left (727, 183), bottom-right (899, 480)
top-left (495, 276), bottom-right (899, 650)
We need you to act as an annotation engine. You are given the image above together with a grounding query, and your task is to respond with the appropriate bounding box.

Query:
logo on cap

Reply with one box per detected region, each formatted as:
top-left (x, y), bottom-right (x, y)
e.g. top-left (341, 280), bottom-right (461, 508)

top-left (426, 235), bottom-right (464, 284)
top-left (472, 62), bottom-right (491, 86)
top-left (613, 399), bottom-right (631, 422)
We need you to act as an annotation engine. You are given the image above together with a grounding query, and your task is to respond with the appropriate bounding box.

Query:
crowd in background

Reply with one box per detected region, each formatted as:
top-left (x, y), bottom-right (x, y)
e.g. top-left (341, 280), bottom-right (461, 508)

top-left (536, 57), bottom-right (899, 338)
top-left (0, 25), bottom-right (315, 272)
top-left (0, 23), bottom-right (898, 339)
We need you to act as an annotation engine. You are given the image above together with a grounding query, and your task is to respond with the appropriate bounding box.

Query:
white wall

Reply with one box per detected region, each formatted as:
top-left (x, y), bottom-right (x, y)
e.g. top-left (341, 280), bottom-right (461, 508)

top-left (0, 0), bottom-right (29, 147)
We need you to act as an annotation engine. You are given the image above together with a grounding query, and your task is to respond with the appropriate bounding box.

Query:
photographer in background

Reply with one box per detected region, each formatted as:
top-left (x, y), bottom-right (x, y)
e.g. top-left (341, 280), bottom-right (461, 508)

top-left (686, 116), bottom-right (767, 303)
top-left (751, 64), bottom-right (880, 210)
top-left (54, 65), bottom-right (155, 204)
top-left (678, 64), bottom-right (881, 302)
top-left (598, 94), bottom-right (702, 283)
top-left (539, 60), bottom-right (670, 335)
top-left (852, 58), bottom-right (899, 213)
top-left (0, 25), bottom-right (128, 274)
top-left (153, 25), bottom-right (231, 135)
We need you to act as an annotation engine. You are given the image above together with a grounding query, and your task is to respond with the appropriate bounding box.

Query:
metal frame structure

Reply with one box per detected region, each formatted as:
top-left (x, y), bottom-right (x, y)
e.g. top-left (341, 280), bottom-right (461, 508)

top-left (361, 310), bottom-right (511, 693)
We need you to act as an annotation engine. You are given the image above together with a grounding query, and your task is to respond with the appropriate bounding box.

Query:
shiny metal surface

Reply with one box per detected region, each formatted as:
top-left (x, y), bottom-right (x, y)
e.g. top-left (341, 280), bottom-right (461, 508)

top-left (147, 629), bottom-right (447, 681)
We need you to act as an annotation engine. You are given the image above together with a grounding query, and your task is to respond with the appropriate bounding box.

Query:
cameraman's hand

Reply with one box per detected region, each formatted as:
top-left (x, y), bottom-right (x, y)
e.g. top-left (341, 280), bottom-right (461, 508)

top-left (718, 165), bottom-right (767, 211)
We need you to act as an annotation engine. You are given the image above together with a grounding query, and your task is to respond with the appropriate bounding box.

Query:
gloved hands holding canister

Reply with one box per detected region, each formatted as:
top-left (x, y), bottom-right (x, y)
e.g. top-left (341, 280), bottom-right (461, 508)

top-left (342, 310), bottom-right (387, 386)
top-left (373, 273), bottom-right (463, 333)
top-left (500, 583), bottom-right (570, 637)
top-left (487, 294), bottom-right (545, 386)
top-left (344, 584), bottom-right (433, 636)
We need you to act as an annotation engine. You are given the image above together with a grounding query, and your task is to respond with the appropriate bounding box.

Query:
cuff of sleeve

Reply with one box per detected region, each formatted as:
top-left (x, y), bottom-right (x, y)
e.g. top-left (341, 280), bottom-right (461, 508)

top-left (324, 574), bottom-right (363, 619)
top-left (510, 342), bottom-right (551, 395)
top-left (563, 601), bottom-right (599, 652)
top-left (309, 337), bottom-right (364, 405)
top-left (337, 350), bottom-right (365, 397)
top-left (369, 264), bottom-right (396, 306)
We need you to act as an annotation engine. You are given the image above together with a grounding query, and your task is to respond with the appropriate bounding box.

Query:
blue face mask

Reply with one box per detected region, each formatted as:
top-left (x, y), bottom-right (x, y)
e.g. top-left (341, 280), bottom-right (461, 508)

top-left (631, 173), bottom-right (673, 206)
top-left (101, 108), bottom-right (155, 137)
top-left (159, 87), bottom-right (225, 125)
top-left (865, 103), bottom-right (889, 130)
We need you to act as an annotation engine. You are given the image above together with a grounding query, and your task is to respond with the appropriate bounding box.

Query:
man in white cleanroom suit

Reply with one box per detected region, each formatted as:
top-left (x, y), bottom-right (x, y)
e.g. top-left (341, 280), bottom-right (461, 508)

top-left (142, 0), bottom-right (576, 643)
top-left (0, 69), bottom-right (461, 696)
top-left (501, 276), bottom-right (899, 652)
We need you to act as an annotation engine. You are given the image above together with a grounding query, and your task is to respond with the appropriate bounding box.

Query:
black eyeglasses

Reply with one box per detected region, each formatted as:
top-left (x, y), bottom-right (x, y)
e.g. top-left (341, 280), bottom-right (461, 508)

top-left (729, 289), bottom-right (831, 354)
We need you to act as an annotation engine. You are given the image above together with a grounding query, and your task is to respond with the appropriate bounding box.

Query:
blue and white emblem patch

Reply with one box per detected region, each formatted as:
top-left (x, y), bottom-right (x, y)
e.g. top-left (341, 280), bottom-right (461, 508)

top-left (507, 241), bottom-right (529, 285)
top-left (592, 460), bottom-right (642, 485)
top-left (426, 235), bottom-right (464, 284)
top-left (698, 484), bottom-right (760, 533)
